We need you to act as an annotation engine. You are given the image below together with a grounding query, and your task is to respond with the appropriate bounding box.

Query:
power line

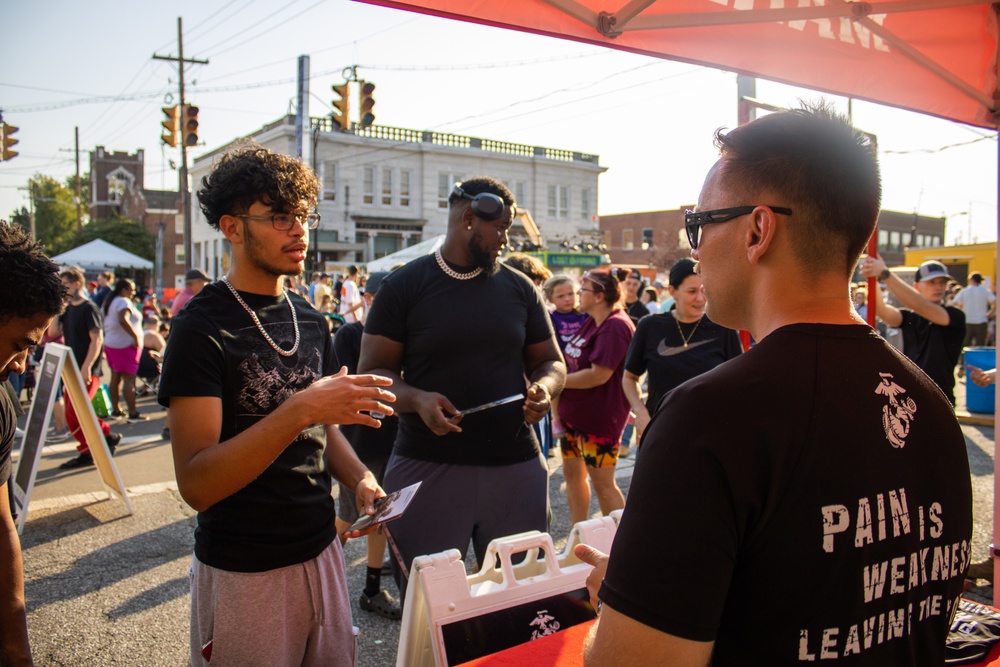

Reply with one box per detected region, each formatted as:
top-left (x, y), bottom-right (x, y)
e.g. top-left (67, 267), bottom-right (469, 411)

top-left (199, 0), bottom-right (310, 57)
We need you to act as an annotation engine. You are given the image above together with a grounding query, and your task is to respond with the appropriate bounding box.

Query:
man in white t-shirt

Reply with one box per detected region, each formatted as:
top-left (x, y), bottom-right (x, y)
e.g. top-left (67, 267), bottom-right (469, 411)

top-left (339, 265), bottom-right (363, 324)
top-left (953, 271), bottom-right (995, 351)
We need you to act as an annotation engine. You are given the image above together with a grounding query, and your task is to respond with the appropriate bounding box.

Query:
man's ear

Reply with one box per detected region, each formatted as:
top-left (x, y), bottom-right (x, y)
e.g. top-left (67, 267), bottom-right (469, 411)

top-left (745, 206), bottom-right (777, 266)
top-left (219, 214), bottom-right (242, 245)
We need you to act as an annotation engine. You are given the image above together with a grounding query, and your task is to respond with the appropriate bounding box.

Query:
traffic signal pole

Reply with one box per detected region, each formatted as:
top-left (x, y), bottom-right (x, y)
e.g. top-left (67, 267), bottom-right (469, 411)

top-left (153, 17), bottom-right (207, 272)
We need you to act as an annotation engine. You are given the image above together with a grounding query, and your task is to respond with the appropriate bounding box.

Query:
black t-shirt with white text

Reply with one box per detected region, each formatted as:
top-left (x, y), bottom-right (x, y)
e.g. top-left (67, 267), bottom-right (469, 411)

top-left (602, 323), bottom-right (973, 664)
top-left (158, 283), bottom-right (338, 573)
top-left (363, 256), bottom-right (556, 466)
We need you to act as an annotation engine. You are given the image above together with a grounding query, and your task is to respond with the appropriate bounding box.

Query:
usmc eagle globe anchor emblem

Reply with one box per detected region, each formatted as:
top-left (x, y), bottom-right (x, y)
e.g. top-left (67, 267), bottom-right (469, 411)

top-left (876, 372), bottom-right (917, 448)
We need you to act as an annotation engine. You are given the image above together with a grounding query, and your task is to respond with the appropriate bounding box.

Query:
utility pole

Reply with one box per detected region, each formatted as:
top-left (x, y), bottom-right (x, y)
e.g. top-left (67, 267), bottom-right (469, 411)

top-left (74, 126), bottom-right (82, 233)
top-left (153, 17), bottom-right (208, 271)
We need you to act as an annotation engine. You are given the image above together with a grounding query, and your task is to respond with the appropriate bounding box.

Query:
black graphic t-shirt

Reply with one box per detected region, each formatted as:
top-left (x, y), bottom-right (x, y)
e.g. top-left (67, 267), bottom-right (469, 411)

top-left (158, 283), bottom-right (338, 573)
top-left (61, 300), bottom-right (104, 377)
top-left (364, 256), bottom-right (556, 466)
top-left (899, 306), bottom-right (965, 406)
top-left (624, 311), bottom-right (742, 413)
top-left (0, 385), bottom-right (13, 490)
top-left (602, 323), bottom-right (973, 664)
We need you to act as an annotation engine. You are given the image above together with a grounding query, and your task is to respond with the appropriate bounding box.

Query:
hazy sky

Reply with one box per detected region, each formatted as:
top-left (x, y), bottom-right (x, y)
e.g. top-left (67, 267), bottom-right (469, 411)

top-left (2, 0), bottom-right (995, 243)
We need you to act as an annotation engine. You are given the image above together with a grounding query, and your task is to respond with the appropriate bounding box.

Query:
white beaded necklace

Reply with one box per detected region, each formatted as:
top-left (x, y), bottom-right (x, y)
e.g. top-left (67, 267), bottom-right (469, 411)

top-left (221, 277), bottom-right (300, 357)
top-left (435, 249), bottom-right (482, 280)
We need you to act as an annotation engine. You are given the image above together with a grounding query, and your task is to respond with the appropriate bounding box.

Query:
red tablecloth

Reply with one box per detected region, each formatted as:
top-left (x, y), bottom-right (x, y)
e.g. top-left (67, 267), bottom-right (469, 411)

top-left (457, 619), bottom-right (1000, 666)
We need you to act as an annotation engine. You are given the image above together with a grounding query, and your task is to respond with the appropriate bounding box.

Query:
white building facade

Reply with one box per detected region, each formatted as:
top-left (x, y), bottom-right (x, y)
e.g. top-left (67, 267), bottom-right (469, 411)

top-left (188, 115), bottom-right (605, 277)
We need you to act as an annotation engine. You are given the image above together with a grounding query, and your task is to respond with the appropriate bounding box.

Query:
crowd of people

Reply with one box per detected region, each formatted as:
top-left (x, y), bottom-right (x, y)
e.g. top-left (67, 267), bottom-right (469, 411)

top-left (0, 104), bottom-right (985, 665)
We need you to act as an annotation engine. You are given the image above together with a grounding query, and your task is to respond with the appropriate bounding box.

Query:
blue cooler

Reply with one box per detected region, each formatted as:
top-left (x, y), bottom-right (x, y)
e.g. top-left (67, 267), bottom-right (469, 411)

top-left (964, 346), bottom-right (995, 414)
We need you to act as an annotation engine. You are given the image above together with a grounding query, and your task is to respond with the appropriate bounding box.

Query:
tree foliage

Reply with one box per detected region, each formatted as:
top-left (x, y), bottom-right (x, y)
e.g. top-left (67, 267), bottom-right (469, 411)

top-left (26, 174), bottom-right (79, 255)
top-left (79, 214), bottom-right (155, 261)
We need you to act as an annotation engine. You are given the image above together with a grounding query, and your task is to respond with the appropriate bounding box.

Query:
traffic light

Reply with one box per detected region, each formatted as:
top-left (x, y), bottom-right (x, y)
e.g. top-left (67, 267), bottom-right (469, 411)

top-left (331, 82), bottom-right (350, 130)
top-left (359, 81), bottom-right (376, 128)
top-left (161, 106), bottom-right (179, 147)
top-left (183, 104), bottom-right (200, 147)
top-left (1, 123), bottom-right (18, 161)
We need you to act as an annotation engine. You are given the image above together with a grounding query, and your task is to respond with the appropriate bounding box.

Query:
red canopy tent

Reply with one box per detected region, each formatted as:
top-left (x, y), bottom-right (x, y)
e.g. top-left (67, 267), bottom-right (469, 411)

top-left (356, 0), bottom-right (1000, 603)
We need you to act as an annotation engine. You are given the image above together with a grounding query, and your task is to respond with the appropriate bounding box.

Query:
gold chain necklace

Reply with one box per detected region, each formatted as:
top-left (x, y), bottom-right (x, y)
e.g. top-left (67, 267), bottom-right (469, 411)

top-left (674, 312), bottom-right (703, 347)
top-left (221, 277), bottom-right (300, 357)
top-left (435, 250), bottom-right (482, 280)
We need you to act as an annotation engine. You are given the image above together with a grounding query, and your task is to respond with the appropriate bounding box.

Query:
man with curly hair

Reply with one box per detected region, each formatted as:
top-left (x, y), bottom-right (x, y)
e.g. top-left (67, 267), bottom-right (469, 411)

top-left (158, 143), bottom-right (396, 666)
top-left (0, 220), bottom-right (68, 666)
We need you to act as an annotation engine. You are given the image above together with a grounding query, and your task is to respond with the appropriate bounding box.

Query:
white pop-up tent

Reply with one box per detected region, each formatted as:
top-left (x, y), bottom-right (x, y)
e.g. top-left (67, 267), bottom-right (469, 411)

top-left (366, 235), bottom-right (445, 273)
top-left (50, 239), bottom-right (153, 271)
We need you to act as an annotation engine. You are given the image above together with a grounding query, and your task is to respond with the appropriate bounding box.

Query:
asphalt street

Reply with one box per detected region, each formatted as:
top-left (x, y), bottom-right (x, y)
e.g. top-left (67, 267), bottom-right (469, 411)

top-left (10, 385), bottom-right (998, 666)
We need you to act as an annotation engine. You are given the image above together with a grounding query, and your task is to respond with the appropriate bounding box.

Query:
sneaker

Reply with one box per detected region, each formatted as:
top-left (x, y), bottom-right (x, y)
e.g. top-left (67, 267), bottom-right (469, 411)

top-left (161, 427), bottom-right (170, 441)
top-left (105, 432), bottom-right (122, 455)
top-left (46, 429), bottom-right (70, 442)
top-left (126, 413), bottom-right (148, 423)
top-left (59, 452), bottom-right (94, 469)
top-left (111, 410), bottom-right (126, 419)
top-left (359, 590), bottom-right (402, 621)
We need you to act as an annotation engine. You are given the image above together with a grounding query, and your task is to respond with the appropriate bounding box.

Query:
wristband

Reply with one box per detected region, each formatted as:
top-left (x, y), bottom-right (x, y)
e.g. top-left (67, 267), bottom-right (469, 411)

top-left (878, 268), bottom-right (891, 281)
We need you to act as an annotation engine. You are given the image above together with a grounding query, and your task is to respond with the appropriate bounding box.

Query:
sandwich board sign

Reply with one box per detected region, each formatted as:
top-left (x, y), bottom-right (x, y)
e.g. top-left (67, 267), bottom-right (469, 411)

top-left (396, 513), bottom-right (620, 666)
top-left (11, 343), bottom-right (131, 534)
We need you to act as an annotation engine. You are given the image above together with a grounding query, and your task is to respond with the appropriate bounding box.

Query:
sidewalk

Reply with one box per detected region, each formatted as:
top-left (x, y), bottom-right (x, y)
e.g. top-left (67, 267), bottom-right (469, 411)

top-left (18, 445), bottom-right (635, 666)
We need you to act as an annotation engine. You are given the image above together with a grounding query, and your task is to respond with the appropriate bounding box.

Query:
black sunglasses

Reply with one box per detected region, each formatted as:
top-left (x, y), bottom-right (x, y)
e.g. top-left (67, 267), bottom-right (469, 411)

top-left (684, 205), bottom-right (793, 249)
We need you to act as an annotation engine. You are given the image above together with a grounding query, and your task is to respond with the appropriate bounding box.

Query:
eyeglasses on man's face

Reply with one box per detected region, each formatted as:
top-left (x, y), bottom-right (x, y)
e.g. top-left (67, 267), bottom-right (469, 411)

top-left (238, 212), bottom-right (321, 231)
top-left (683, 205), bottom-right (792, 250)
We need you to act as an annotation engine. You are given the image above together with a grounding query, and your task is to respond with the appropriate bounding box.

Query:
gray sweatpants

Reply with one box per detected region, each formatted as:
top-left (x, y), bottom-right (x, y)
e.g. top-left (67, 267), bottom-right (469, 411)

top-left (189, 541), bottom-right (356, 667)
top-left (382, 453), bottom-right (549, 604)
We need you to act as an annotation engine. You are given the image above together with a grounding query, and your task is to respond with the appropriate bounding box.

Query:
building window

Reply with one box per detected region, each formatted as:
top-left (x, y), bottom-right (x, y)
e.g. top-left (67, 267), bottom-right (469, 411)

top-left (514, 182), bottom-right (526, 208)
top-left (400, 170), bottom-right (411, 207)
top-left (623, 229), bottom-right (634, 251)
top-left (363, 166), bottom-right (375, 205)
top-left (642, 228), bottom-right (654, 250)
top-left (321, 161), bottom-right (337, 201)
top-left (175, 215), bottom-right (184, 235)
top-left (382, 168), bottom-right (394, 206)
top-left (889, 231), bottom-right (900, 249)
top-left (548, 185), bottom-right (568, 219)
top-left (175, 244), bottom-right (185, 265)
top-left (581, 188), bottom-right (592, 221)
top-left (438, 172), bottom-right (461, 208)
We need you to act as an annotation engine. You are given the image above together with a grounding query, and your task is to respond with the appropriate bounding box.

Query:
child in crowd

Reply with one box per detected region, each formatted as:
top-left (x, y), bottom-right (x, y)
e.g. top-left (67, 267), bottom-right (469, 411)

top-left (543, 274), bottom-right (589, 442)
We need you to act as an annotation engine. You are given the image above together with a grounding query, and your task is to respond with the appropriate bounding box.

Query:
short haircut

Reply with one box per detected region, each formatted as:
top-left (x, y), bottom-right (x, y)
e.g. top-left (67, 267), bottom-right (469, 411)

top-left (0, 221), bottom-right (68, 324)
top-left (197, 141), bottom-right (319, 231)
top-left (448, 176), bottom-right (514, 208)
top-left (504, 253), bottom-right (552, 284)
top-left (969, 272), bottom-right (983, 284)
top-left (60, 267), bottom-right (85, 285)
top-left (348, 265), bottom-right (359, 276)
top-left (714, 103), bottom-right (881, 277)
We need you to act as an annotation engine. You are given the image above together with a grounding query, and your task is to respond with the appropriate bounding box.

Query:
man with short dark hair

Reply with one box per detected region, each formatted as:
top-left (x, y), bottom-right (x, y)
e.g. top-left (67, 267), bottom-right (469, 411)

top-left (0, 221), bottom-right (68, 666)
top-left (579, 105), bottom-right (972, 665)
top-left (359, 177), bottom-right (566, 603)
top-left (339, 265), bottom-right (363, 324)
top-left (622, 269), bottom-right (649, 325)
top-left (158, 142), bottom-right (396, 666)
top-left (952, 270), bottom-right (994, 352)
top-left (861, 258), bottom-right (966, 405)
top-left (49, 267), bottom-right (121, 469)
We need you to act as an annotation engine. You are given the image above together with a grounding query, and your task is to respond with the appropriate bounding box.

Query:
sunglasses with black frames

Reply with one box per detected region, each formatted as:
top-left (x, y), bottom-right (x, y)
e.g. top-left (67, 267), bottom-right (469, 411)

top-left (684, 205), bottom-right (792, 249)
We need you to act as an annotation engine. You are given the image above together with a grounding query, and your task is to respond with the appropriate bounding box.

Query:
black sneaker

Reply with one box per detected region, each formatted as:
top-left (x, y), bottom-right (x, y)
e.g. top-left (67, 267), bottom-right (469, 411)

top-left (106, 432), bottom-right (122, 455)
top-left (111, 410), bottom-right (126, 419)
top-left (126, 413), bottom-right (148, 423)
top-left (161, 427), bottom-right (170, 440)
top-left (60, 453), bottom-right (94, 469)
top-left (359, 590), bottom-right (402, 620)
